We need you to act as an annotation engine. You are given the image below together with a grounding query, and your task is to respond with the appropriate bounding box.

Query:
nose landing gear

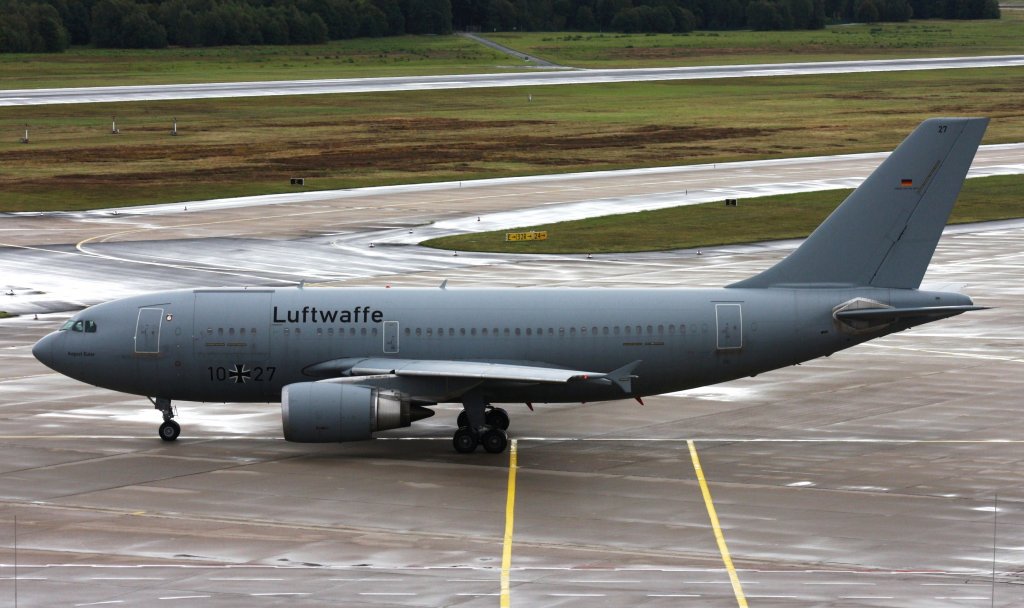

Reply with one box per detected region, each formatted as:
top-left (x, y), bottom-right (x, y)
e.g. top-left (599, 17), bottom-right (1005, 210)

top-left (150, 397), bottom-right (180, 441)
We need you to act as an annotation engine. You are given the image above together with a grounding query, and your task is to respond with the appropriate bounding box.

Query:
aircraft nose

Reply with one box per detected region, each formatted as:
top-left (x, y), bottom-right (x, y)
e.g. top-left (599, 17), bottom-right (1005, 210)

top-left (32, 332), bottom-right (59, 371)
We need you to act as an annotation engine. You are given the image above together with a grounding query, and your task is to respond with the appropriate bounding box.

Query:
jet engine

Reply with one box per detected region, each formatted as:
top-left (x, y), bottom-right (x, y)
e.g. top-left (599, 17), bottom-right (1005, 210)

top-left (282, 382), bottom-right (425, 442)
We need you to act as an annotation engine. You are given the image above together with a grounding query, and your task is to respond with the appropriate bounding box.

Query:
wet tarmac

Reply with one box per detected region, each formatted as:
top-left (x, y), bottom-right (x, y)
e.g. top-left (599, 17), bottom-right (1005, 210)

top-left (1, 161), bottom-right (1024, 606)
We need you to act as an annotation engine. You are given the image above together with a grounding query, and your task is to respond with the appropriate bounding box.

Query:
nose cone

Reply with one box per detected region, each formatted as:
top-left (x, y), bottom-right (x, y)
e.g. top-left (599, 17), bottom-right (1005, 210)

top-left (32, 332), bottom-right (59, 371)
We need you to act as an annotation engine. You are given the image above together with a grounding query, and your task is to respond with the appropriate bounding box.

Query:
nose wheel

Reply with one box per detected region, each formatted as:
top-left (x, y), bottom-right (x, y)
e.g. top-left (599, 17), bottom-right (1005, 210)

top-left (159, 420), bottom-right (181, 441)
top-left (150, 397), bottom-right (180, 442)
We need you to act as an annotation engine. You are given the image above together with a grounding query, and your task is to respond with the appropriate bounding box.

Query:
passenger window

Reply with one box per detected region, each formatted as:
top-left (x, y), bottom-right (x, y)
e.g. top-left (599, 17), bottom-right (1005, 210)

top-left (526, 328), bottom-right (532, 336)
top-left (84, 320), bottom-right (97, 333)
top-left (426, 328), bottom-right (433, 337)
top-left (504, 328), bottom-right (510, 337)
top-left (329, 328), bottom-right (334, 336)
top-left (481, 328), bottom-right (488, 337)
top-left (614, 326), bottom-right (620, 335)
top-left (591, 326), bottom-right (597, 335)
top-left (570, 327), bottom-right (576, 336)
top-left (658, 325), bottom-right (664, 334)
top-left (316, 328), bottom-right (323, 336)
top-left (416, 328), bottom-right (422, 337)
top-left (625, 326), bottom-right (631, 336)
top-left (471, 328), bottom-right (477, 336)
top-left (515, 328), bottom-right (521, 336)
top-left (229, 328), bottom-right (235, 336)
top-left (404, 328), bottom-right (411, 336)
top-left (460, 328), bottom-right (466, 336)
top-left (360, 328), bottom-right (367, 336)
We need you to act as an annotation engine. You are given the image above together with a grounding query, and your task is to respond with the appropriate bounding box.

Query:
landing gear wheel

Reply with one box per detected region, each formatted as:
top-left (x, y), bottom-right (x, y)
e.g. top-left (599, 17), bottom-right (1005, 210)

top-left (481, 428), bottom-right (509, 454)
top-left (485, 407), bottom-right (510, 431)
top-left (159, 420), bottom-right (180, 442)
top-left (453, 427), bottom-right (478, 453)
top-left (457, 410), bottom-right (469, 429)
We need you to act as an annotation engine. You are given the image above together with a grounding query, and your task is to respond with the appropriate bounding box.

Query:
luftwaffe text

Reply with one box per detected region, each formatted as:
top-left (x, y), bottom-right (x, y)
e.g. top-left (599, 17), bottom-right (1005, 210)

top-left (273, 305), bottom-right (384, 324)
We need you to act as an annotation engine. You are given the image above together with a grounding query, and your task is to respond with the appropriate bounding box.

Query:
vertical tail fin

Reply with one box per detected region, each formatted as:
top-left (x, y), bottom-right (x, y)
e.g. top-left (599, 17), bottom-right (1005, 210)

top-left (730, 118), bottom-right (988, 289)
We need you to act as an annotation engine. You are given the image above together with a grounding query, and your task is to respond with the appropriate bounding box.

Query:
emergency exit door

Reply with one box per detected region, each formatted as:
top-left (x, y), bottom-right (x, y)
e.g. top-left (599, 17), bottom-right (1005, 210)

top-left (715, 303), bottom-right (743, 350)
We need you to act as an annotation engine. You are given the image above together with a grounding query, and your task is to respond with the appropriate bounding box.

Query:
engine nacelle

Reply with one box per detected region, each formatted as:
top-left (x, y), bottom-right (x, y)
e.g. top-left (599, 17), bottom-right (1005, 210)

top-left (281, 382), bottom-right (410, 443)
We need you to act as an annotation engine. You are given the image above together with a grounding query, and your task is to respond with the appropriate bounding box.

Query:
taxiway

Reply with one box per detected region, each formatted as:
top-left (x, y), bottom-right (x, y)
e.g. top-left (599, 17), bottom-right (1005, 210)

top-left (1, 157), bottom-right (1023, 606)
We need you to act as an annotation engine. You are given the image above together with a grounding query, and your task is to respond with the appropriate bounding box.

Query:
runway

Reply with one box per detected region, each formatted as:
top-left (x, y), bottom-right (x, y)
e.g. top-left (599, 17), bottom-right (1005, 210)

top-left (2, 153), bottom-right (1024, 605)
top-left (3, 55), bottom-right (1023, 106)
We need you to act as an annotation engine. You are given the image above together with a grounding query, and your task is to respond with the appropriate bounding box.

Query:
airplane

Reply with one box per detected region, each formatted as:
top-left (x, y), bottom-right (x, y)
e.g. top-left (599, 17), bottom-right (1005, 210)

top-left (33, 118), bottom-right (989, 455)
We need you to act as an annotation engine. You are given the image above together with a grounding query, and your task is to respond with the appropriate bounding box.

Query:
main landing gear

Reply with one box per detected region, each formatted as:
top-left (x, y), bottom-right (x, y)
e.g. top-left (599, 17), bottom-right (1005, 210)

top-left (150, 397), bottom-right (180, 441)
top-left (453, 400), bottom-right (510, 454)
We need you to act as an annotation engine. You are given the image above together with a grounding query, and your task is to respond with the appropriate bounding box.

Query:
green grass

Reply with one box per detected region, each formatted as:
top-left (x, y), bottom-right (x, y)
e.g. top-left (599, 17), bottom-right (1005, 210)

top-left (422, 174), bottom-right (1024, 253)
top-left (0, 311), bottom-right (14, 319)
top-left (489, 15), bottom-right (1024, 67)
top-left (0, 36), bottom-right (515, 90)
top-left (2, 66), bottom-right (1023, 212)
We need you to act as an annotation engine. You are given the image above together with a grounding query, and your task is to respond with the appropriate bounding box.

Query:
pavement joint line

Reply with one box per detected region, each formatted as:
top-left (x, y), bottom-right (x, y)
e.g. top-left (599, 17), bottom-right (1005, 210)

top-left (688, 439), bottom-right (748, 608)
top-left (501, 438), bottom-right (518, 608)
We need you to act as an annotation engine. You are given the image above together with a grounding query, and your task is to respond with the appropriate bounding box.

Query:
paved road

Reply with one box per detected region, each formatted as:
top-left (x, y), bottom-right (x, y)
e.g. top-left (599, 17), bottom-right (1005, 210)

top-left (3, 55), bottom-right (1023, 106)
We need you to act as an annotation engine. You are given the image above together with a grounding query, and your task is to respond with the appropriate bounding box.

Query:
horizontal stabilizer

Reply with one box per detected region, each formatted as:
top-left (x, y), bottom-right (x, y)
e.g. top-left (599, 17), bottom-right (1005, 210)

top-left (834, 305), bottom-right (987, 322)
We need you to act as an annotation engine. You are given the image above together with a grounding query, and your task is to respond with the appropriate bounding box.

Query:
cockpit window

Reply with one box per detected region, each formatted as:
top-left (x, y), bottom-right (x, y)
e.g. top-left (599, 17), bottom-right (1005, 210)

top-left (60, 319), bottom-right (97, 333)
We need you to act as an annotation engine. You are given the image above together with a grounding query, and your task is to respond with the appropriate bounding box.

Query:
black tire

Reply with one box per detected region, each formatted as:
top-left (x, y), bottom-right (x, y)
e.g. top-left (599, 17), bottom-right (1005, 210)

top-left (485, 408), bottom-right (510, 431)
top-left (453, 427), bottom-right (478, 453)
top-left (481, 428), bottom-right (508, 454)
top-left (457, 410), bottom-right (469, 429)
top-left (159, 420), bottom-right (180, 442)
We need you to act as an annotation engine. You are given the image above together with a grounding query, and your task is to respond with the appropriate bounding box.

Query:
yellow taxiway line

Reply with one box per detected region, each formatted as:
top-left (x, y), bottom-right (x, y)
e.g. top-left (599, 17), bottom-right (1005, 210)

top-left (688, 439), bottom-right (748, 608)
top-left (500, 438), bottom-right (519, 608)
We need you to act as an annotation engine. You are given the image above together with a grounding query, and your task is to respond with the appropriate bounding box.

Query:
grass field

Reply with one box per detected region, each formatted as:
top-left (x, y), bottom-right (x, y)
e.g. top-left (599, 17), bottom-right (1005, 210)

top-left (1, 66), bottom-right (1022, 212)
top-left (421, 174), bottom-right (1024, 254)
top-left (0, 36), bottom-right (512, 90)
top-left (1, 15), bottom-right (1022, 90)
top-left (491, 14), bottom-right (1024, 67)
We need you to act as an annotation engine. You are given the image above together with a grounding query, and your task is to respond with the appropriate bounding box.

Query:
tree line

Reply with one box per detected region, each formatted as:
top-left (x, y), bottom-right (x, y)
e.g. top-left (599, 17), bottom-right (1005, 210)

top-left (0, 0), bottom-right (1001, 53)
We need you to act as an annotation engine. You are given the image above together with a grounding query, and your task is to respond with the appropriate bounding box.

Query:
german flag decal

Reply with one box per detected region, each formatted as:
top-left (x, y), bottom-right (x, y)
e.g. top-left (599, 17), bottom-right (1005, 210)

top-left (900, 178), bottom-right (913, 187)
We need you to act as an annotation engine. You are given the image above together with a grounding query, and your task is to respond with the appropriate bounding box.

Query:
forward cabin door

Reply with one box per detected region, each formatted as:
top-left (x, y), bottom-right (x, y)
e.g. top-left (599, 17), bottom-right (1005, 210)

top-left (134, 307), bottom-right (163, 355)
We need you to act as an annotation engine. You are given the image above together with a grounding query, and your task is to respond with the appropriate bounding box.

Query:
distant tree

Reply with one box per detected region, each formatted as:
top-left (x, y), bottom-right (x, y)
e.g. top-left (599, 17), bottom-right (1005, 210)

top-left (371, 0), bottom-right (405, 34)
top-left (879, 0), bottom-right (911, 21)
top-left (610, 6), bottom-right (641, 31)
top-left (573, 4), bottom-right (597, 29)
top-left (854, 0), bottom-right (879, 21)
top-left (403, 0), bottom-right (452, 34)
top-left (484, 0), bottom-right (515, 30)
top-left (91, 0), bottom-right (167, 47)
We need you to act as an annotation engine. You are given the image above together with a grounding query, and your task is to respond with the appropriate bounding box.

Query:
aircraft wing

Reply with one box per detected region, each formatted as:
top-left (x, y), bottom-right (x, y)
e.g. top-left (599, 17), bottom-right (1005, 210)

top-left (304, 358), bottom-right (640, 392)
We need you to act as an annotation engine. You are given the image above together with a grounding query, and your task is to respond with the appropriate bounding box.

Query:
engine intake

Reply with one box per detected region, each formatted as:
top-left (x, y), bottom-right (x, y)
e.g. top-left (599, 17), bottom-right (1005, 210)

top-left (282, 382), bottom-right (411, 442)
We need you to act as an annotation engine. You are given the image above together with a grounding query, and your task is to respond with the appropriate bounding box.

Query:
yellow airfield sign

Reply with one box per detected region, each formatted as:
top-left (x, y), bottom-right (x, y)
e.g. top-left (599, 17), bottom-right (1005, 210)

top-left (505, 230), bottom-right (548, 242)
